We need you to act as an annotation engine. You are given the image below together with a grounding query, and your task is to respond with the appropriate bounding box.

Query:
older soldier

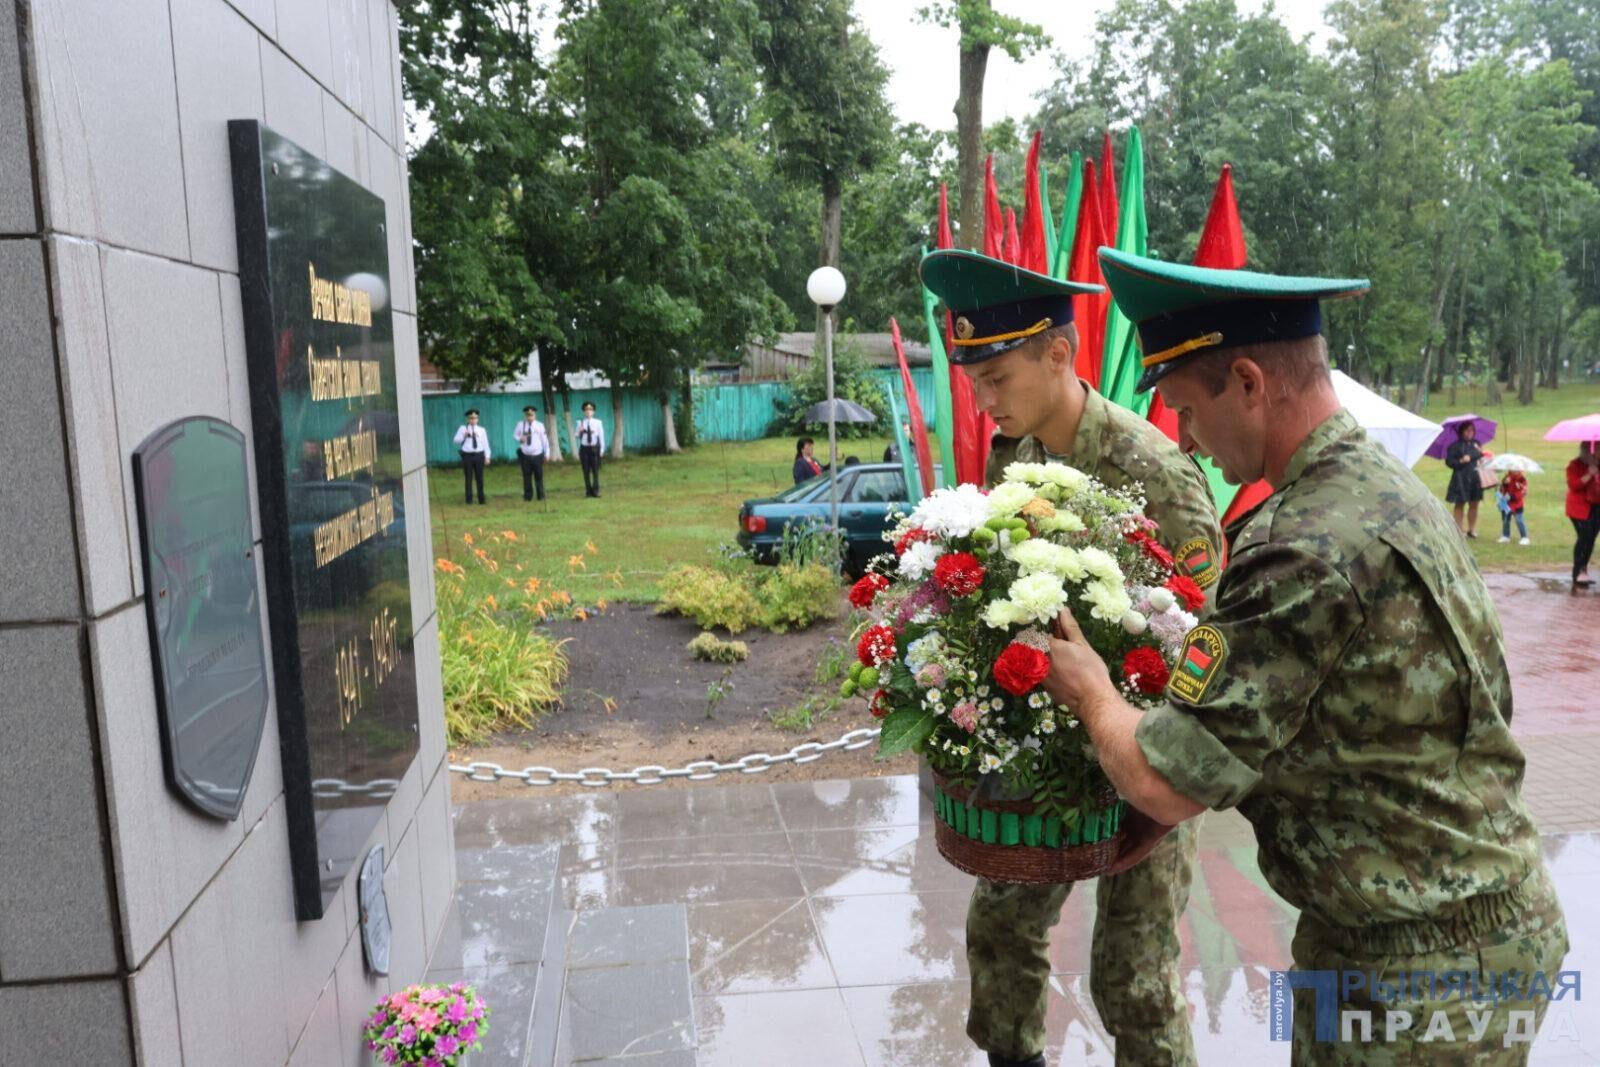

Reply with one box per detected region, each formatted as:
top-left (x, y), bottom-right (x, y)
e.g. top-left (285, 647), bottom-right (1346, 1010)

top-left (1041, 248), bottom-right (1567, 1065)
top-left (922, 249), bottom-right (1224, 1067)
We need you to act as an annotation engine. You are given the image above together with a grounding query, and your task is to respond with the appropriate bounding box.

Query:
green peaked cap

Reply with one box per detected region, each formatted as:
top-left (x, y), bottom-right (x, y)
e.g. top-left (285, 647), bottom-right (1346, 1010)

top-left (919, 249), bottom-right (1104, 365)
top-left (1096, 247), bottom-right (1370, 391)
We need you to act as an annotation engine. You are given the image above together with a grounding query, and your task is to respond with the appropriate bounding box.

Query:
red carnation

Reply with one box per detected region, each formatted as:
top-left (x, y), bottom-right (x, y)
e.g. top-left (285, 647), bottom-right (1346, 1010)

top-left (894, 527), bottom-right (934, 556)
top-left (992, 642), bottom-right (1051, 697)
top-left (868, 689), bottom-right (891, 719)
top-left (1141, 538), bottom-right (1175, 571)
top-left (849, 573), bottom-right (890, 609)
top-left (932, 552), bottom-right (985, 597)
top-left (1122, 646), bottom-right (1170, 695)
top-left (857, 624), bottom-right (897, 667)
top-left (1164, 574), bottom-right (1206, 612)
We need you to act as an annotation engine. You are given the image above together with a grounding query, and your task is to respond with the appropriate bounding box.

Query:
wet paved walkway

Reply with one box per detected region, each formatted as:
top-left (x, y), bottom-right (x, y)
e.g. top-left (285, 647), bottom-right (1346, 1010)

top-left (435, 574), bottom-right (1599, 1064)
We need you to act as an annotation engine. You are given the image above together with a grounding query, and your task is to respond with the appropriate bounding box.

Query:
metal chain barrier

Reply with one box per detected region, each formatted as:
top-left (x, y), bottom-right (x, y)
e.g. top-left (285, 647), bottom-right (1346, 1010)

top-left (447, 725), bottom-right (882, 787)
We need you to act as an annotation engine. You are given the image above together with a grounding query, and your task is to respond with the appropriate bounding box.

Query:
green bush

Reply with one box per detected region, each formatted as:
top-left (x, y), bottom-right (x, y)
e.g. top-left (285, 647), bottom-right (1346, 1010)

top-left (777, 517), bottom-right (845, 570)
top-left (440, 602), bottom-right (567, 746)
top-left (657, 564), bottom-right (762, 632)
top-left (757, 562), bottom-right (841, 633)
top-left (688, 631), bottom-right (749, 663)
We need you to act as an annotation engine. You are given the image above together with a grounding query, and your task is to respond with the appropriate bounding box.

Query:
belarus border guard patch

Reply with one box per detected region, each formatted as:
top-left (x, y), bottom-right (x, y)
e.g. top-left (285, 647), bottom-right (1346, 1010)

top-left (1175, 537), bottom-right (1219, 589)
top-left (1168, 625), bottom-right (1226, 704)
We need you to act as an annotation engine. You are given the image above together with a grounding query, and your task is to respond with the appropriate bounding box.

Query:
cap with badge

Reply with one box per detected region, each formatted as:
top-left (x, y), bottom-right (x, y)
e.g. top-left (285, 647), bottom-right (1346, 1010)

top-left (920, 249), bottom-right (1105, 366)
top-left (1095, 247), bottom-right (1370, 393)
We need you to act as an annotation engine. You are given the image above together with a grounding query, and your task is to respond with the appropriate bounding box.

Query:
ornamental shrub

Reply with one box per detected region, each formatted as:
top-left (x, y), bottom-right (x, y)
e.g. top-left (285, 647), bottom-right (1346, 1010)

top-left (757, 562), bottom-right (841, 633)
top-left (656, 565), bottom-right (762, 633)
top-left (687, 631), bottom-right (749, 663)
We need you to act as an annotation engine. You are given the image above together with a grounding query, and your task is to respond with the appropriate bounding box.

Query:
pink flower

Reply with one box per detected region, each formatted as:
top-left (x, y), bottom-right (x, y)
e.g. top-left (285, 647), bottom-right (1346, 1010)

top-left (381, 1049), bottom-right (398, 1065)
top-left (950, 701), bottom-right (980, 733)
top-left (435, 1035), bottom-right (460, 1056)
top-left (399, 1000), bottom-right (422, 1021)
top-left (445, 997), bottom-right (468, 1024)
top-left (450, 982), bottom-right (466, 994)
top-left (367, 1010), bottom-right (388, 1029)
top-left (420, 987), bottom-right (447, 1004)
top-left (424, 1059), bottom-right (443, 1067)
top-left (399, 1024), bottom-right (417, 1045)
top-left (388, 992), bottom-right (408, 1011)
top-left (382, 1026), bottom-right (396, 1040)
top-left (416, 1008), bottom-right (441, 1032)
top-left (914, 663), bottom-right (946, 689)
top-left (472, 1005), bottom-right (484, 1021)
top-left (460, 1022), bottom-right (479, 1044)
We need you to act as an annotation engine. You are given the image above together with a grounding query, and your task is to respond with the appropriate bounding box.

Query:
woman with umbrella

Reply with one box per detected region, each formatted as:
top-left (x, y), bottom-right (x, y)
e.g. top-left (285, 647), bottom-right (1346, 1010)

top-left (1444, 421), bottom-right (1486, 537)
top-left (1564, 441), bottom-right (1600, 587)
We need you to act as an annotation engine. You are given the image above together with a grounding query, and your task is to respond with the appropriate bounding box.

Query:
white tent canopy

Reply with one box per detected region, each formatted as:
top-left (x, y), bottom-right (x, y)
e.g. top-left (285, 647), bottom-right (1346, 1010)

top-left (1331, 370), bottom-right (1442, 469)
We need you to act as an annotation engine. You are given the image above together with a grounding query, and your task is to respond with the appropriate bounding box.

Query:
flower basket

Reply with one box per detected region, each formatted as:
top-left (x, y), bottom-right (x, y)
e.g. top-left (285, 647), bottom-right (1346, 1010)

top-left (365, 982), bottom-right (488, 1066)
top-left (931, 771), bottom-right (1127, 883)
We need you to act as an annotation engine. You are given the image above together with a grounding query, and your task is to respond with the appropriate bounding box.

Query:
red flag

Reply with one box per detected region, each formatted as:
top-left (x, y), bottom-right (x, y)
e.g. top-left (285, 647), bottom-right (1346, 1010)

top-left (1099, 130), bottom-right (1119, 242)
top-left (1019, 130), bottom-right (1050, 273)
top-left (940, 180), bottom-right (993, 482)
top-left (937, 183), bottom-right (954, 251)
top-left (1066, 159), bottom-right (1110, 387)
top-left (1195, 163), bottom-right (1247, 270)
top-left (1002, 207), bottom-right (1020, 265)
top-left (890, 317), bottom-right (936, 496)
top-left (983, 156), bottom-right (1004, 259)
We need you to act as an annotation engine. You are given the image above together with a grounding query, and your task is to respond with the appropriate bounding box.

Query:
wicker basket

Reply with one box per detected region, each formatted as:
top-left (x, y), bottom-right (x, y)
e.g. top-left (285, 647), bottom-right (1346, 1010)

top-left (931, 771), bottom-right (1127, 884)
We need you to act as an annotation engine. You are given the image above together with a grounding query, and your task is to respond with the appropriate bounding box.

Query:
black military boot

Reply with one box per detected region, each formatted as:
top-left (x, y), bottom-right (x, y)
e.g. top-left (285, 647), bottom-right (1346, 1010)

top-left (987, 1054), bottom-right (1046, 1067)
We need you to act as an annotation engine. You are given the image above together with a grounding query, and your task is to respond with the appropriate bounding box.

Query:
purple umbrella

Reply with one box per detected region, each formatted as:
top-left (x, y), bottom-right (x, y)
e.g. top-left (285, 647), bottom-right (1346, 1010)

top-left (1424, 413), bottom-right (1498, 460)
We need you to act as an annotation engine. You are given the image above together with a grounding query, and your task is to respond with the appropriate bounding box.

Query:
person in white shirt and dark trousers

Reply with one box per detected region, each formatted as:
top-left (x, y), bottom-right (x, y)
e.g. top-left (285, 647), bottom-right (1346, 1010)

top-left (576, 401), bottom-right (605, 498)
top-left (453, 408), bottom-right (490, 504)
top-left (515, 405), bottom-right (549, 502)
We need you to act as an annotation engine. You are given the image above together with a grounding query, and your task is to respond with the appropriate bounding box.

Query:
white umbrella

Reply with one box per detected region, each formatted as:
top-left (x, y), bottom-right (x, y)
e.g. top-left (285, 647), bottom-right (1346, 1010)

top-left (1488, 453), bottom-right (1543, 474)
top-left (1330, 371), bottom-right (1443, 468)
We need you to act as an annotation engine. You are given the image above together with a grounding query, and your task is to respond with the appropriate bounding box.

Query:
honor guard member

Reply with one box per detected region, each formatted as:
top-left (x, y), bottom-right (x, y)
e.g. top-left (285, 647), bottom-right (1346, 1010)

top-left (576, 401), bottom-right (605, 498)
top-left (453, 408), bottom-right (491, 505)
top-left (515, 405), bottom-right (549, 502)
top-left (1042, 248), bottom-right (1567, 1065)
top-left (921, 248), bottom-right (1225, 1067)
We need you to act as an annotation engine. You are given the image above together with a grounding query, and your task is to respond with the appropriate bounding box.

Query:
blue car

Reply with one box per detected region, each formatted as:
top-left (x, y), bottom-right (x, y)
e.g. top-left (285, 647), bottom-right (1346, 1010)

top-left (737, 462), bottom-right (928, 576)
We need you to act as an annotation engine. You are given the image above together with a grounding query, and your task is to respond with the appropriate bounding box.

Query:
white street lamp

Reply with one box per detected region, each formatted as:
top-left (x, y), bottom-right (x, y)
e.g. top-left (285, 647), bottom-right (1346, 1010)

top-left (807, 266), bottom-right (847, 532)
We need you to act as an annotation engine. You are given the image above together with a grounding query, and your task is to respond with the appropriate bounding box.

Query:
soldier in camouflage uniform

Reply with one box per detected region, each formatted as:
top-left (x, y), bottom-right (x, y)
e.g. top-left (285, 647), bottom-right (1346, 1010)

top-left (1038, 248), bottom-right (1568, 1065)
top-left (922, 248), bottom-right (1224, 1067)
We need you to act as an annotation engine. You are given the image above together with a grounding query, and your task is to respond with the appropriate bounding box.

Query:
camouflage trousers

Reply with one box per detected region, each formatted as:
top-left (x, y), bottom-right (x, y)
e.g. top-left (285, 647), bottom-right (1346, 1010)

top-left (966, 818), bottom-right (1200, 1066)
top-left (1287, 865), bottom-right (1570, 1066)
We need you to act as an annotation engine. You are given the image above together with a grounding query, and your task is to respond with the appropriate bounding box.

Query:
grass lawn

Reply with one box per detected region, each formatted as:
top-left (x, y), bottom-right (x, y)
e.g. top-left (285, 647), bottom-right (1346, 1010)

top-left (1415, 380), bottom-right (1600, 572)
top-left (428, 431), bottom-right (909, 604)
top-left (426, 380), bottom-right (1600, 604)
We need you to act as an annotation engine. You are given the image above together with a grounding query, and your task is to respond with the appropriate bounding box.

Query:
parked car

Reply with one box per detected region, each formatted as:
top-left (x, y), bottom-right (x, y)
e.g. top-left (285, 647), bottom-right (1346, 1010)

top-left (737, 462), bottom-right (933, 576)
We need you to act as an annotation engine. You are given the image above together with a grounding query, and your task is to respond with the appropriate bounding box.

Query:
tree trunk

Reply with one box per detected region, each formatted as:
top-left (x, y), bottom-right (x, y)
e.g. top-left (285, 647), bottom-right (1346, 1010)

top-left (661, 393), bottom-right (682, 453)
top-left (543, 401), bottom-right (564, 462)
top-left (678, 376), bottom-right (697, 448)
top-left (610, 389), bottom-right (625, 459)
top-left (815, 174), bottom-right (843, 348)
top-left (1448, 264), bottom-right (1469, 406)
top-left (1545, 301), bottom-right (1568, 390)
top-left (1517, 319), bottom-right (1536, 406)
top-left (954, 30), bottom-right (990, 250)
top-left (561, 389), bottom-right (581, 456)
top-left (1409, 235), bottom-right (1459, 413)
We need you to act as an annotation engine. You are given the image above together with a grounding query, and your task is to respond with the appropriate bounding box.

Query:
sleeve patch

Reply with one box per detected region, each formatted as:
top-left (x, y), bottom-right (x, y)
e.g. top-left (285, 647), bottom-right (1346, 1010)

top-left (1176, 536), bottom-right (1220, 588)
top-left (1167, 624), bottom-right (1227, 704)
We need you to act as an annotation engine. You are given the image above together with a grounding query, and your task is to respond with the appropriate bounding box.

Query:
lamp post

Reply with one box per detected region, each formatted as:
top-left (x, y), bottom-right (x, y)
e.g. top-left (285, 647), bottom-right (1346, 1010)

top-left (807, 266), bottom-right (847, 529)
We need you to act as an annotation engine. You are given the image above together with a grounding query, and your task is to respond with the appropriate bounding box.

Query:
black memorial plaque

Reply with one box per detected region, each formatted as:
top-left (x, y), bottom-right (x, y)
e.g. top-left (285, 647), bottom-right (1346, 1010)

top-left (132, 418), bottom-right (271, 821)
top-left (229, 121), bottom-right (418, 920)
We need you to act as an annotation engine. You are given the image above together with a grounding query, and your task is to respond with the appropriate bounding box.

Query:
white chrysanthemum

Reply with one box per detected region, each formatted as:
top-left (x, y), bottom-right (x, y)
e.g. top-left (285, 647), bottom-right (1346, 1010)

top-left (981, 598), bottom-right (1030, 629)
top-left (1082, 580), bottom-right (1133, 622)
top-left (1147, 586), bottom-right (1176, 613)
top-left (904, 632), bottom-right (947, 672)
top-left (1042, 465), bottom-right (1091, 497)
top-left (1008, 540), bottom-right (1086, 581)
top-left (1077, 545), bottom-right (1123, 583)
top-left (908, 484), bottom-right (990, 539)
top-left (898, 539), bottom-right (944, 581)
top-left (1002, 461), bottom-right (1049, 485)
top-left (1007, 572), bottom-right (1070, 623)
top-left (1120, 610), bottom-right (1148, 636)
top-left (985, 482), bottom-right (1036, 519)
top-left (1038, 510), bottom-right (1086, 534)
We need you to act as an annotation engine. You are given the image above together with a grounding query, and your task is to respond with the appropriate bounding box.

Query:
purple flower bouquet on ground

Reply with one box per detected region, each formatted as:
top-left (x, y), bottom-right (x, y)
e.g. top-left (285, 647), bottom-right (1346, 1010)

top-left (364, 983), bottom-right (489, 1066)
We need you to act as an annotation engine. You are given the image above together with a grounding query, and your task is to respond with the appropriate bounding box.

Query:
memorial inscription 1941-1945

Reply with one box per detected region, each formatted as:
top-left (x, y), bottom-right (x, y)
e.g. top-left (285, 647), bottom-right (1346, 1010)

top-left (229, 120), bottom-right (418, 922)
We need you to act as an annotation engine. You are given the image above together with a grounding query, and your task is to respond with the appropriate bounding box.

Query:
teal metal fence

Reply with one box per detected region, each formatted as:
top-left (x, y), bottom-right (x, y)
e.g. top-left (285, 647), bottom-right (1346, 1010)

top-left (422, 368), bottom-right (942, 464)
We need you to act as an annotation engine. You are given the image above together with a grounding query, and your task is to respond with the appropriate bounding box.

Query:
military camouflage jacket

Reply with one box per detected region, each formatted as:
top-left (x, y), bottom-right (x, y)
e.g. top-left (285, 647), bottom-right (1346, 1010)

top-left (986, 384), bottom-right (1223, 589)
top-left (1135, 409), bottom-right (1544, 928)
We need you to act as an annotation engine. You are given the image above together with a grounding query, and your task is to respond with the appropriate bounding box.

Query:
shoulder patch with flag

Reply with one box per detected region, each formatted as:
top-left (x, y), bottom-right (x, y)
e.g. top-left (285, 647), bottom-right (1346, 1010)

top-left (1168, 625), bottom-right (1226, 704)
top-left (1176, 536), bottom-right (1219, 589)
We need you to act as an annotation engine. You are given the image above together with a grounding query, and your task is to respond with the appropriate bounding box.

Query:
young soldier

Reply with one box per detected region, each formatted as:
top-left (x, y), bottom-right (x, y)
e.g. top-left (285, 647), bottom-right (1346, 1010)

top-left (452, 408), bottom-right (490, 505)
top-left (576, 401), bottom-right (605, 498)
top-left (515, 404), bottom-right (549, 502)
top-left (1042, 248), bottom-right (1567, 1065)
top-left (921, 248), bottom-right (1225, 1067)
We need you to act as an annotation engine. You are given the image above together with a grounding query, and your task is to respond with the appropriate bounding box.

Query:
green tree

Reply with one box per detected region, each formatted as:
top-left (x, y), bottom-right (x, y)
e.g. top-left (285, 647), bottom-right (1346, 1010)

top-left (774, 342), bottom-right (891, 438)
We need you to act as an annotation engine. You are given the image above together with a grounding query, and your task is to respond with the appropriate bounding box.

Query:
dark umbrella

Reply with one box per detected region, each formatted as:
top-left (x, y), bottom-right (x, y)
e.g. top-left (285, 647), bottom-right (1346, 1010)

top-left (1424, 412), bottom-right (1497, 460)
top-left (803, 398), bottom-right (877, 424)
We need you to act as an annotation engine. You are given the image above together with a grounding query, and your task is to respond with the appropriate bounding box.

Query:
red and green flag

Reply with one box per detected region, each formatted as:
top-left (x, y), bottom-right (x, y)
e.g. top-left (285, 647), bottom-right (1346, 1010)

top-left (1066, 158), bottom-right (1110, 388)
top-left (890, 316), bottom-right (935, 498)
top-left (1098, 128), bottom-right (1149, 412)
top-left (1019, 130), bottom-right (1050, 274)
top-left (983, 155), bottom-right (1004, 260)
top-left (1182, 643), bottom-right (1214, 678)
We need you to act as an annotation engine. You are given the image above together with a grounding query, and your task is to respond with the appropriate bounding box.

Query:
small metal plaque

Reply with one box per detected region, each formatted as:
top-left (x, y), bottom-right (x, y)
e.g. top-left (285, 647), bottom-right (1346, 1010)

top-left (359, 845), bottom-right (392, 976)
top-left (132, 417), bottom-right (270, 821)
